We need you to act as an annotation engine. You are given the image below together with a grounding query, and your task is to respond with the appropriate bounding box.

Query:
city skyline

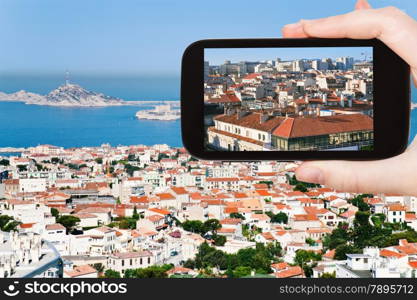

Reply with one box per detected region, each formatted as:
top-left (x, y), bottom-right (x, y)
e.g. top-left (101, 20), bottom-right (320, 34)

top-left (205, 47), bottom-right (372, 66)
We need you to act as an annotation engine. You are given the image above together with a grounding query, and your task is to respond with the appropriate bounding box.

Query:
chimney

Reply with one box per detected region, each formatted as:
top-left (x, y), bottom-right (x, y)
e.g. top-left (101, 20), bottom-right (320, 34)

top-left (340, 94), bottom-right (345, 107)
top-left (322, 93), bottom-right (328, 105)
top-left (316, 106), bottom-right (321, 116)
top-left (304, 94), bottom-right (310, 103)
top-left (295, 103), bottom-right (299, 114)
top-left (348, 98), bottom-right (353, 107)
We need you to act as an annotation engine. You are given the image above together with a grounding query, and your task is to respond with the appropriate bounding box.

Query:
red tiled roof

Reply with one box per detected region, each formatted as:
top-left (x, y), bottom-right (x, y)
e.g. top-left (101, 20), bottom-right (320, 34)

top-left (272, 114), bottom-right (373, 138)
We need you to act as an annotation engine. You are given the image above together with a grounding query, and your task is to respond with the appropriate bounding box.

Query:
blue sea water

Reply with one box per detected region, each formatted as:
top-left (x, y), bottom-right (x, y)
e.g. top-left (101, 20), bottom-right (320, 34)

top-left (0, 74), bottom-right (416, 148)
top-left (0, 74), bottom-right (182, 148)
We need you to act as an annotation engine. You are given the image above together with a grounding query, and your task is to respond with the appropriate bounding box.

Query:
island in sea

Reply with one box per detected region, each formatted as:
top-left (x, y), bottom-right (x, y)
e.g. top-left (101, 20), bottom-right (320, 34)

top-left (136, 104), bottom-right (180, 121)
top-left (0, 81), bottom-right (179, 107)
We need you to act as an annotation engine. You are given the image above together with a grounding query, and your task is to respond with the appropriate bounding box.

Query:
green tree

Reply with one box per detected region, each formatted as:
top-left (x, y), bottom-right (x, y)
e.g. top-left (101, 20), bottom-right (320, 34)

top-left (182, 220), bottom-right (204, 234)
top-left (104, 269), bottom-right (121, 278)
top-left (51, 207), bottom-right (59, 218)
top-left (132, 206), bottom-right (140, 220)
top-left (17, 165), bottom-right (27, 172)
top-left (230, 212), bottom-right (245, 220)
top-left (320, 272), bottom-right (336, 278)
top-left (57, 215), bottom-right (80, 233)
top-left (306, 237), bottom-right (316, 246)
top-left (334, 244), bottom-right (361, 260)
top-left (213, 234), bottom-right (226, 246)
top-left (203, 219), bottom-right (221, 235)
top-left (0, 215), bottom-right (20, 232)
top-left (266, 211), bottom-right (288, 224)
top-left (233, 266), bottom-right (252, 278)
top-left (95, 158), bottom-right (103, 164)
top-left (91, 263), bottom-right (104, 274)
top-left (0, 159), bottom-right (10, 166)
top-left (51, 157), bottom-right (60, 164)
top-left (294, 183), bottom-right (308, 192)
top-left (294, 250), bottom-right (322, 269)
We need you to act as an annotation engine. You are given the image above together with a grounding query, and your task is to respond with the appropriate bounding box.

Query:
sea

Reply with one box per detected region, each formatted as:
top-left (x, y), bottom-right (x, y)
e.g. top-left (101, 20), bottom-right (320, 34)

top-left (0, 74), bottom-right (182, 149)
top-left (0, 74), bottom-right (416, 150)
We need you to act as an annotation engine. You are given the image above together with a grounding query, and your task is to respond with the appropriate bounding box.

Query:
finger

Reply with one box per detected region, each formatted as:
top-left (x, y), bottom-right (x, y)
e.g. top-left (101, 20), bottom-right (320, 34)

top-left (282, 0), bottom-right (372, 37)
top-left (295, 151), bottom-right (417, 195)
top-left (355, 0), bottom-right (372, 10)
top-left (281, 22), bottom-right (309, 38)
top-left (300, 7), bottom-right (417, 70)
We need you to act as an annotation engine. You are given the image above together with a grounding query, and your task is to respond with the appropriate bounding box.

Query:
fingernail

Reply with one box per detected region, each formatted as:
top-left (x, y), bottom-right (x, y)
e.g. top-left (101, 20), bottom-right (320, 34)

top-left (296, 167), bottom-right (324, 184)
top-left (283, 22), bottom-right (302, 31)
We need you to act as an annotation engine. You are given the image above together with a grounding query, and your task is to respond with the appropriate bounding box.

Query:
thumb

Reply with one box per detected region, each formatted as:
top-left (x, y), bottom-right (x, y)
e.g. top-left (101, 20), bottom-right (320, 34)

top-left (295, 147), bottom-right (417, 195)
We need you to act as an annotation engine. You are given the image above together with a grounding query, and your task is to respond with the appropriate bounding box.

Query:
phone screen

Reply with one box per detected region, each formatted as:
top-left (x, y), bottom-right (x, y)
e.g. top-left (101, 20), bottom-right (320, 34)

top-left (204, 47), bottom-right (373, 152)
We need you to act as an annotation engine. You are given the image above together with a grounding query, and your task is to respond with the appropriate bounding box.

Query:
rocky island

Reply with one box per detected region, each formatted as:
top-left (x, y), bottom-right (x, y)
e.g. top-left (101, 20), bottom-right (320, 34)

top-left (0, 83), bottom-right (124, 107)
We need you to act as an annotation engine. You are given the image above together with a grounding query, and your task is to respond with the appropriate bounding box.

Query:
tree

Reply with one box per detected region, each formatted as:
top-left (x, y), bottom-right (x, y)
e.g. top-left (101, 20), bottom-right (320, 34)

top-left (51, 157), bottom-right (60, 164)
top-left (132, 206), bottom-right (140, 220)
top-left (233, 266), bottom-right (252, 278)
top-left (0, 159), bottom-right (9, 166)
top-left (294, 250), bottom-right (322, 269)
top-left (57, 215), bottom-right (80, 233)
top-left (0, 215), bottom-right (20, 232)
top-left (17, 165), bottom-right (27, 172)
top-left (203, 219), bottom-right (221, 235)
top-left (51, 207), bottom-right (59, 218)
top-left (334, 244), bottom-right (361, 260)
top-left (95, 158), bottom-right (103, 164)
top-left (350, 194), bottom-right (372, 212)
top-left (287, 175), bottom-right (320, 188)
top-left (104, 269), bottom-right (121, 278)
top-left (230, 212), bottom-right (245, 220)
top-left (305, 237), bottom-right (316, 246)
top-left (182, 220), bottom-right (204, 234)
top-left (266, 211), bottom-right (288, 224)
top-left (294, 183), bottom-right (308, 192)
top-left (124, 265), bottom-right (172, 278)
top-left (320, 272), bottom-right (336, 278)
top-left (213, 234), bottom-right (226, 246)
top-left (91, 263), bottom-right (104, 274)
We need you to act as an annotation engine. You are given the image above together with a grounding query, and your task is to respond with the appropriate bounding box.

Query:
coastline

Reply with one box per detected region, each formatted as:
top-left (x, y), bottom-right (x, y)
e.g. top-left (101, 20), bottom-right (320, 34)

top-left (0, 99), bottom-right (180, 108)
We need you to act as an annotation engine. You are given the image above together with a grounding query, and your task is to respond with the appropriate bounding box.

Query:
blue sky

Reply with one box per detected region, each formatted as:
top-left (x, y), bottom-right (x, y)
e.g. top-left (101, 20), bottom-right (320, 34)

top-left (0, 0), bottom-right (415, 75)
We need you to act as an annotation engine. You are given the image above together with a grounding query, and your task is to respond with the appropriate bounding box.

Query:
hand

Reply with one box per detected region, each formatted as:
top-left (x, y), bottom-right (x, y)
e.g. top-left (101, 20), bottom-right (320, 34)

top-left (282, 0), bottom-right (417, 196)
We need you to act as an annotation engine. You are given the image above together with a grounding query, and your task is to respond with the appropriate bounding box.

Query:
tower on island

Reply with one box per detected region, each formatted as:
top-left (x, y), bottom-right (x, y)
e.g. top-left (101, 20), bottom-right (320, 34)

top-left (65, 69), bottom-right (70, 85)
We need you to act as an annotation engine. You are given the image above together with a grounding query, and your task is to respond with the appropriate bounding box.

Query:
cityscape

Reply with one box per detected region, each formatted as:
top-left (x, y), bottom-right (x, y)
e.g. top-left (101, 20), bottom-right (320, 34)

top-left (204, 50), bottom-right (374, 151)
top-left (1, 142), bottom-right (417, 279)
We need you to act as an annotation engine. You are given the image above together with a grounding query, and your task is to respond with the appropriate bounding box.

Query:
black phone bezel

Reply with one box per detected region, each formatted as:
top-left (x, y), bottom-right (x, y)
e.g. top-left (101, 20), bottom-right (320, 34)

top-left (181, 38), bottom-right (410, 161)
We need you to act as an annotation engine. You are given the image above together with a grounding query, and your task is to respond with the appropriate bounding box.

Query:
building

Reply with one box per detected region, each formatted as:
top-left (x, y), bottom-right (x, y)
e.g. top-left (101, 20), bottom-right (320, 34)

top-left (107, 251), bottom-right (154, 274)
top-left (208, 112), bottom-right (373, 151)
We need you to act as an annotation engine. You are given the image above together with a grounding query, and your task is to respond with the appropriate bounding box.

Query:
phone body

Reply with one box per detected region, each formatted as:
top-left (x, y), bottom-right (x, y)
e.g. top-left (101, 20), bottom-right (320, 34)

top-left (181, 38), bottom-right (410, 161)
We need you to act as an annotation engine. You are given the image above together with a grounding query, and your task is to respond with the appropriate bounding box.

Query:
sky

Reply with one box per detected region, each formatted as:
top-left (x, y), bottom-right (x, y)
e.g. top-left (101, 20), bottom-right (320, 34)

top-left (205, 47), bottom-right (372, 66)
top-left (0, 0), bottom-right (415, 76)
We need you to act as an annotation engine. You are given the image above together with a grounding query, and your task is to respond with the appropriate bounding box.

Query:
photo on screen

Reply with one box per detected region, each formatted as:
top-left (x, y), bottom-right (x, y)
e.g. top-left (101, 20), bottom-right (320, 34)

top-left (204, 47), bottom-right (374, 151)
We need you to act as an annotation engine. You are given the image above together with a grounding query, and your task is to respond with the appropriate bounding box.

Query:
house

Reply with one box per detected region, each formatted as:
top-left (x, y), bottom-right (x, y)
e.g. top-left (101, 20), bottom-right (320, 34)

top-left (273, 265), bottom-right (304, 278)
top-left (63, 264), bottom-right (98, 278)
top-left (383, 204), bottom-right (406, 223)
top-left (108, 251), bottom-right (154, 274)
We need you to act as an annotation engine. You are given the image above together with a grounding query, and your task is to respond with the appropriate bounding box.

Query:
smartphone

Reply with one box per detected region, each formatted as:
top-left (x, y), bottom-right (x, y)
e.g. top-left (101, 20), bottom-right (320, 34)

top-left (181, 38), bottom-right (410, 161)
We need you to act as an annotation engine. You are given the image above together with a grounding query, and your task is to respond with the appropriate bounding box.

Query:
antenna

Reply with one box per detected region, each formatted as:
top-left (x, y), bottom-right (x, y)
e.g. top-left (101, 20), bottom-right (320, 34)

top-left (65, 69), bottom-right (70, 85)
